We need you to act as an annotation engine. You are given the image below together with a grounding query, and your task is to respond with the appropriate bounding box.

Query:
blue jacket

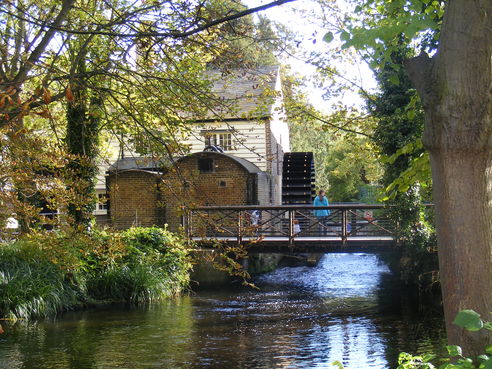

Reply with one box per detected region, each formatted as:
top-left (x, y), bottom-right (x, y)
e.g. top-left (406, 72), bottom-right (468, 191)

top-left (313, 195), bottom-right (330, 217)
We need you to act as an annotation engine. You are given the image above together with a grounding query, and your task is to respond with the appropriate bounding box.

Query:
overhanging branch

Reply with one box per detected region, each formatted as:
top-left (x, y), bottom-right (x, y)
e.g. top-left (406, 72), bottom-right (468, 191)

top-left (0, 0), bottom-right (298, 39)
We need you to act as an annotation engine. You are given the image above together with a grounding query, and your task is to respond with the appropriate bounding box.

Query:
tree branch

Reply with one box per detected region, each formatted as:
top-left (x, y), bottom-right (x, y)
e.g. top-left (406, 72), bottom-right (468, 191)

top-left (10, 0), bottom-right (75, 88)
top-left (1, 0), bottom-right (298, 39)
top-left (403, 51), bottom-right (435, 108)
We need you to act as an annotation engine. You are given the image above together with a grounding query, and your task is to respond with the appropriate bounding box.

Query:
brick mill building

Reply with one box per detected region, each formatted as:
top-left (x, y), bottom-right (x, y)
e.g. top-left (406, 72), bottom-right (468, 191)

top-left (97, 67), bottom-right (305, 230)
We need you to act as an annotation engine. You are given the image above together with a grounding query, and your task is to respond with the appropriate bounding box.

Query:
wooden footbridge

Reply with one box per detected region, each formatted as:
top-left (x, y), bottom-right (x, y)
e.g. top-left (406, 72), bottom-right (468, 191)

top-left (183, 205), bottom-right (401, 252)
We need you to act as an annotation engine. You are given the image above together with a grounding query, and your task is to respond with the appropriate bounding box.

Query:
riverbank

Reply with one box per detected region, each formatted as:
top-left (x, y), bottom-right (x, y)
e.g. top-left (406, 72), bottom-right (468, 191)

top-left (0, 227), bottom-right (192, 321)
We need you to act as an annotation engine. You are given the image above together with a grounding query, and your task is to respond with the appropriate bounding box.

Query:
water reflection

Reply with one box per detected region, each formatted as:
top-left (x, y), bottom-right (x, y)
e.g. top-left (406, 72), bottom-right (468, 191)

top-left (0, 254), bottom-right (445, 369)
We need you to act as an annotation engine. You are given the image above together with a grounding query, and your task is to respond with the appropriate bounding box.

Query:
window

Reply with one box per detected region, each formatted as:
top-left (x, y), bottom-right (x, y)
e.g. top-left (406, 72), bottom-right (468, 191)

top-left (95, 193), bottom-right (109, 214)
top-left (204, 132), bottom-right (233, 151)
top-left (198, 158), bottom-right (214, 173)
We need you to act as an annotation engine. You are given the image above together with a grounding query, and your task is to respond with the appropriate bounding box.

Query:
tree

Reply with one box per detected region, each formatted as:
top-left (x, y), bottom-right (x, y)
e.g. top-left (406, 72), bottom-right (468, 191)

top-left (290, 117), bottom-right (382, 202)
top-left (405, 0), bottom-right (492, 354)
top-left (0, 0), bottom-right (297, 128)
top-left (0, 0), bottom-right (298, 230)
top-left (335, 0), bottom-right (491, 354)
top-left (283, 68), bottom-right (382, 200)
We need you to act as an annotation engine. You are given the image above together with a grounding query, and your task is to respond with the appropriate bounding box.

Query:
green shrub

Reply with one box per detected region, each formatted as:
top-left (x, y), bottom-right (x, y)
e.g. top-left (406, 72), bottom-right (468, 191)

top-left (0, 226), bottom-right (193, 320)
top-left (87, 226), bottom-right (192, 303)
top-left (121, 226), bottom-right (192, 288)
top-left (396, 310), bottom-right (492, 369)
top-left (0, 241), bottom-right (78, 320)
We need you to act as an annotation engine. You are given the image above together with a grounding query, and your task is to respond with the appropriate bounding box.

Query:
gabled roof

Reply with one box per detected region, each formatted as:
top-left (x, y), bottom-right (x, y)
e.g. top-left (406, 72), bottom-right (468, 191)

top-left (193, 66), bottom-right (281, 121)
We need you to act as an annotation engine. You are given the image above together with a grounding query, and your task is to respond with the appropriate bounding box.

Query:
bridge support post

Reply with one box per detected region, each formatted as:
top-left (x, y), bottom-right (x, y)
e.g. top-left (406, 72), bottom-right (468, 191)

top-left (237, 210), bottom-right (243, 245)
top-left (341, 209), bottom-right (348, 246)
top-left (288, 209), bottom-right (294, 246)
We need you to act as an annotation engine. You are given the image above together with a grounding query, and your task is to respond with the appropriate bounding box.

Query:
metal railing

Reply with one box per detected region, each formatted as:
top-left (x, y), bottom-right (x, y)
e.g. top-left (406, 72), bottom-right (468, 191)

top-left (183, 204), bottom-right (397, 245)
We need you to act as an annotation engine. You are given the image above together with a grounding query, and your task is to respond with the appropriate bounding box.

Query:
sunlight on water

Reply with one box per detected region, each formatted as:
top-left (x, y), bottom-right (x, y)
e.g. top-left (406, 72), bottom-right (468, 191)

top-left (0, 253), bottom-right (445, 369)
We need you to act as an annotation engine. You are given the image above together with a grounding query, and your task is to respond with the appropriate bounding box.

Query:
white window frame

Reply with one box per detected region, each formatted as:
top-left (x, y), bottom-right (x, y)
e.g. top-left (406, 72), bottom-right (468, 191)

top-left (94, 191), bottom-right (109, 215)
top-left (203, 131), bottom-right (234, 151)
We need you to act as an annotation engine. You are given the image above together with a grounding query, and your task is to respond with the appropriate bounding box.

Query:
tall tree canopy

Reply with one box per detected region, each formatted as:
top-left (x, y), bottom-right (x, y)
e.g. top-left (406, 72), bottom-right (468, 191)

top-left (333, 0), bottom-right (491, 354)
top-left (0, 0), bottom-right (294, 230)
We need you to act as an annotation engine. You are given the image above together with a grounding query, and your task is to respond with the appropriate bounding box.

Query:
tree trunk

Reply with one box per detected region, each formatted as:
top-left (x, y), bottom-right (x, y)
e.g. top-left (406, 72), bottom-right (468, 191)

top-left (429, 149), bottom-right (492, 354)
top-left (405, 0), bottom-right (492, 355)
top-left (66, 55), bottom-right (99, 229)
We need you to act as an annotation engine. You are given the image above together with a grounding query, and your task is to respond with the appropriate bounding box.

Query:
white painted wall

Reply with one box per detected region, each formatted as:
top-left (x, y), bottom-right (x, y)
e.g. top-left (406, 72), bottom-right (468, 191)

top-left (269, 70), bottom-right (290, 153)
top-left (181, 120), bottom-right (270, 171)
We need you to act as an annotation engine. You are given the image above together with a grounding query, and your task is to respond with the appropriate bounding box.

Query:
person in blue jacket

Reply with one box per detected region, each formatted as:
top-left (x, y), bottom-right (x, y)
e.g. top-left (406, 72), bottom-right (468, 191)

top-left (313, 189), bottom-right (330, 235)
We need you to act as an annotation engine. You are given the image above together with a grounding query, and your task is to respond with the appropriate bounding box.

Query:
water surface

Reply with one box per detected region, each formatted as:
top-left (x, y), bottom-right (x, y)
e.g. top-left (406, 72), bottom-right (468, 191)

top-left (0, 253), bottom-right (445, 369)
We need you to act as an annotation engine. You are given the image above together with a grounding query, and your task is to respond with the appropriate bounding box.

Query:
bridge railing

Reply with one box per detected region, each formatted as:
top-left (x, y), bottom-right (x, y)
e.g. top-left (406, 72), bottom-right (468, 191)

top-left (183, 204), bottom-right (397, 244)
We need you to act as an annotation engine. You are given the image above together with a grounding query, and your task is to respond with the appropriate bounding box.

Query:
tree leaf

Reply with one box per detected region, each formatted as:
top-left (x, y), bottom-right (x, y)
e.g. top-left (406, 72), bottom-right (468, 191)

top-left (483, 358), bottom-right (492, 369)
top-left (446, 345), bottom-right (462, 357)
top-left (42, 88), bottom-right (51, 104)
top-left (331, 360), bottom-right (344, 369)
top-left (323, 32), bottom-right (334, 43)
top-left (477, 354), bottom-right (490, 362)
top-left (389, 74), bottom-right (399, 85)
top-left (453, 310), bottom-right (483, 331)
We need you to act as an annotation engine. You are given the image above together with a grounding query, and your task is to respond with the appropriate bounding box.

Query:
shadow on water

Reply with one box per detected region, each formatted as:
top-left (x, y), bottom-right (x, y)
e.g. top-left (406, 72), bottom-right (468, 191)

top-left (0, 253), bottom-right (446, 369)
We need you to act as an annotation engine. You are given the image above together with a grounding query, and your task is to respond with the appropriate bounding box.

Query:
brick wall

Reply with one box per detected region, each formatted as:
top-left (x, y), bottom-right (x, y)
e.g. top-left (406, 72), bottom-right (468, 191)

top-left (107, 170), bottom-right (164, 229)
top-left (160, 153), bottom-right (256, 231)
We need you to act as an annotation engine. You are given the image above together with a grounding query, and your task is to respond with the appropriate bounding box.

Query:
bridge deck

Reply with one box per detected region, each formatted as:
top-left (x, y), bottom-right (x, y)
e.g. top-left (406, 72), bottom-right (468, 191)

top-left (192, 236), bottom-right (396, 252)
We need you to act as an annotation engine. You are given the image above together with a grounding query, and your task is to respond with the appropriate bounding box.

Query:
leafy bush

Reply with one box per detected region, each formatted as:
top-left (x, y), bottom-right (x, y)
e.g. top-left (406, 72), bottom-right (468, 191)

top-left (397, 310), bottom-right (492, 369)
top-left (0, 241), bottom-right (78, 320)
top-left (86, 226), bottom-right (192, 304)
top-left (0, 227), bottom-right (192, 320)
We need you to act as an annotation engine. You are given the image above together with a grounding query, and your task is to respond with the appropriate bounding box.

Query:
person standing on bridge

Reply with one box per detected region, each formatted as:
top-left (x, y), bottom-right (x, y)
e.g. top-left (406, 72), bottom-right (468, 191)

top-left (313, 189), bottom-right (330, 235)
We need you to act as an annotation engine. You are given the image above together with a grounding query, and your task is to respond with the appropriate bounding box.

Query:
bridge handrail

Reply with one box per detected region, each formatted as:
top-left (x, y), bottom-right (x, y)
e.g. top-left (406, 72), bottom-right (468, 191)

top-left (184, 204), bottom-right (433, 246)
top-left (190, 204), bottom-right (392, 211)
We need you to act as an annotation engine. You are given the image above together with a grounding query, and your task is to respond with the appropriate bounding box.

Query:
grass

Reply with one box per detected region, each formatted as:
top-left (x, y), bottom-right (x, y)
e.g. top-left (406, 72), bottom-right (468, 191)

top-left (0, 227), bottom-right (192, 320)
top-left (0, 242), bottom-right (78, 319)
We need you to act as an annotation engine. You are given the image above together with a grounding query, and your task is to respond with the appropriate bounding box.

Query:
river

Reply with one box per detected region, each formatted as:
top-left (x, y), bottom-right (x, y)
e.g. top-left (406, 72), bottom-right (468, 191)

top-left (0, 253), bottom-right (445, 369)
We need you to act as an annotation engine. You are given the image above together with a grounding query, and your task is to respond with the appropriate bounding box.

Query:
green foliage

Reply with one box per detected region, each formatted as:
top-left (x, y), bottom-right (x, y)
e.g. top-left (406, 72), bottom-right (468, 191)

top-left (0, 241), bottom-right (79, 320)
top-left (453, 310), bottom-right (484, 332)
top-left (0, 227), bottom-right (192, 320)
top-left (289, 117), bottom-right (382, 202)
top-left (397, 311), bottom-right (492, 369)
top-left (337, 0), bottom-right (444, 71)
top-left (382, 139), bottom-right (431, 201)
top-left (396, 352), bottom-right (436, 368)
top-left (322, 136), bottom-right (382, 202)
top-left (0, 0), bottom-right (289, 233)
top-left (354, 36), bottom-right (436, 291)
top-left (87, 227), bottom-right (192, 303)
top-left (205, 0), bottom-right (282, 69)
top-left (331, 360), bottom-right (345, 369)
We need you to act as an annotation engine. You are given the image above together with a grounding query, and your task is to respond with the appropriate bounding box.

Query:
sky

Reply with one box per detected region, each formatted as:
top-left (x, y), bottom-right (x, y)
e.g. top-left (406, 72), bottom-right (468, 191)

top-left (244, 0), bottom-right (377, 111)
